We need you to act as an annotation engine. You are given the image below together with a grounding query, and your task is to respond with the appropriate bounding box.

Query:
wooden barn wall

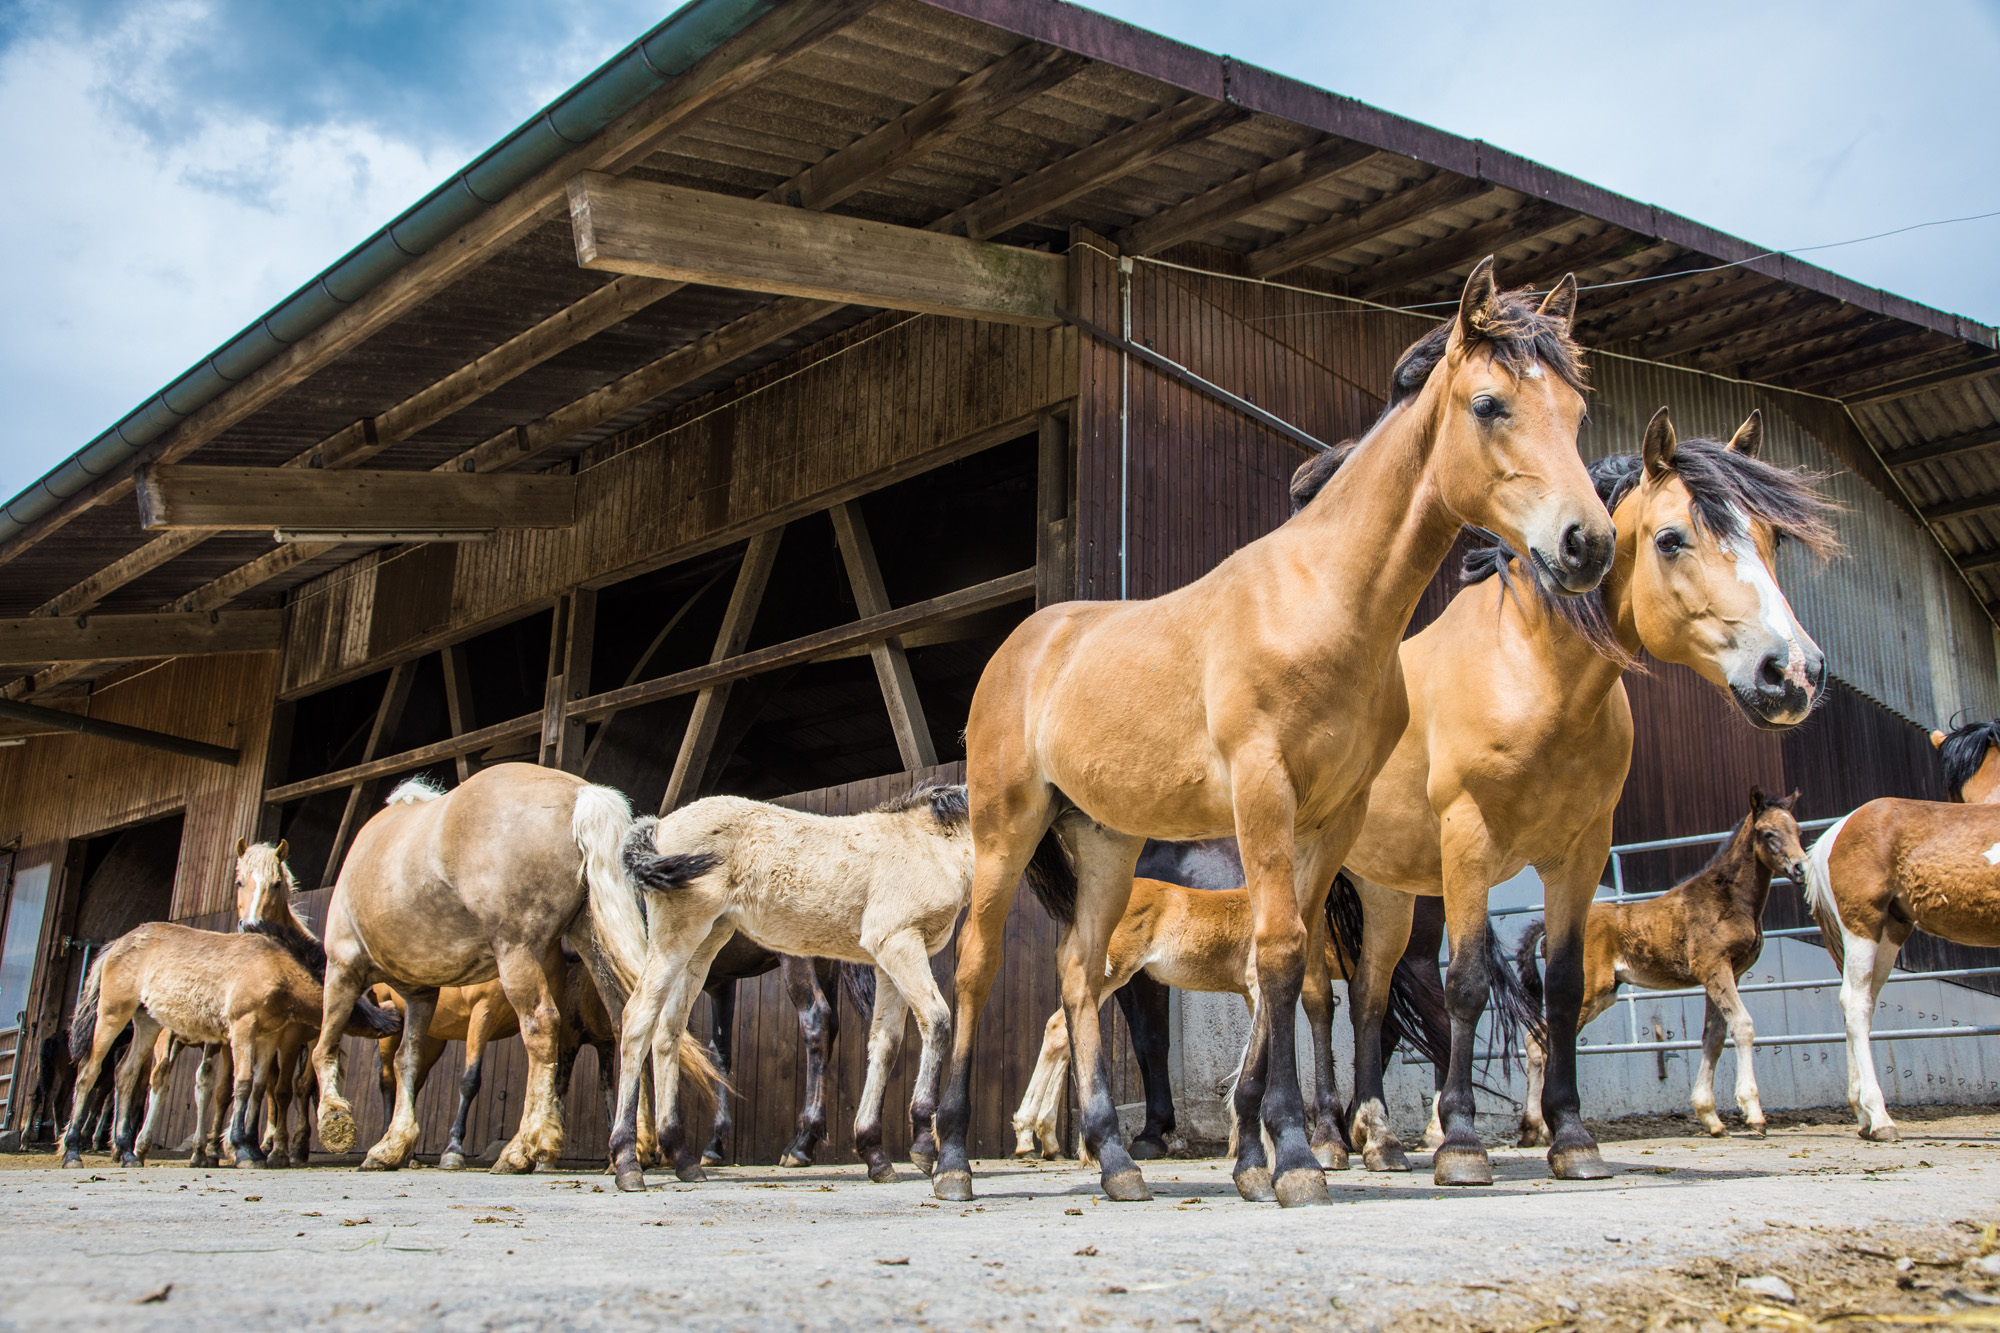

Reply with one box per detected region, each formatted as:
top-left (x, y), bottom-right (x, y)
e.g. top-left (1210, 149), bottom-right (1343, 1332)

top-left (281, 313), bottom-right (1078, 698)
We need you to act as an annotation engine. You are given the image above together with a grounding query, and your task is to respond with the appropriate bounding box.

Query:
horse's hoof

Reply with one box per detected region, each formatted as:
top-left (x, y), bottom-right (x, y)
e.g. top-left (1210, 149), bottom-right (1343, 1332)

top-left (437, 1151), bottom-right (467, 1172)
top-left (235, 1155), bottom-right (269, 1170)
top-left (1274, 1168), bottom-right (1331, 1208)
top-left (120, 1153), bottom-right (142, 1169)
top-left (1746, 1123), bottom-right (1767, 1139)
top-left (60, 1154), bottom-right (82, 1169)
top-left (933, 1170), bottom-right (974, 1202)
top-left (1516, 1128), bottom-right (1548, 1149)
top-left (1312, 1140), bottom-right (1350, 1171)
top-left (675, 1162), bottom-right (706, 1183)
top-left (1233, 1167), bottom-right (1275, 1203)
top-left (1102, 1168), bottom-right (1151, 1202)
top-left (1432, 1145), bottom-right (1493, 1187)
top-left (868, 1161), bottom-right (900, 1184)
top-left (317, 1105), bottom-right (356, 1155)
top-left (1129, 1137), bottom-right (1167, 1162)
top-left (1862, 1123), bottom-right (1900, 1143)
top-left (702, 1151), bottom-right (724, 1166)
top-left (1362, 1143), bottom-right (1410, 1173)
top-left (616, 1169), bottom-right (648, 1193)
top-left (778, 1151), bottom-right (811, 1169)
top-left (1549, 1144), bottom-right (1611, 1180)
top-left (359, 1153), bottom-right (399, 1172)
top-left (908, 1147), bottom-right (937, 1178)
top-left (265, 1152), bottom-right (290, 1171)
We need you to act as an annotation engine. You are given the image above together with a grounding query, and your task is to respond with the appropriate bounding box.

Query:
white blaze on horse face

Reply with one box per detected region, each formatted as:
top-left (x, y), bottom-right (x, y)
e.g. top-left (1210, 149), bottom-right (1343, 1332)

top-left (1983, 841), bottom-right (2000, 866)
top-left (1724, 508), bottom-right (1819, 691)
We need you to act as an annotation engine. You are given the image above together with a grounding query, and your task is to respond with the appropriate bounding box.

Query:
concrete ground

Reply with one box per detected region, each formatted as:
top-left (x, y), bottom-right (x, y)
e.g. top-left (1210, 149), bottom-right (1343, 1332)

top-left (2, 1109), bottom-right (1997, 1331)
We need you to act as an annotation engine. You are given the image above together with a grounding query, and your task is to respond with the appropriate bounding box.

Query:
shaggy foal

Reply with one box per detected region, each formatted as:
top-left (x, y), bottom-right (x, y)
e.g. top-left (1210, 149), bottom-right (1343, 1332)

top-left (1516, 789), bottom-right (1807, 1140)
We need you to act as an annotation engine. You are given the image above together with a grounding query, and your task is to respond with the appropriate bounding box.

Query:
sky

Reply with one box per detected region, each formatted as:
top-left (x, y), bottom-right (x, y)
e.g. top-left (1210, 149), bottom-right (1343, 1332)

top-left (2, 0), bottom-right (1997, 505)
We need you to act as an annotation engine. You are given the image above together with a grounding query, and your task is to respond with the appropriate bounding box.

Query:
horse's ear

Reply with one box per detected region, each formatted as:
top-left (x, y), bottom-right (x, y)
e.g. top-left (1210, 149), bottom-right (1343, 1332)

top-left (1455, 255), bottom-right (1500, 342)
top-left (1642, 407), bottom-right (1677, 480)
top-left (275, 838), bottom-right (289, 863)
top-left (1537, 272), bottom-right (1578, 329)
top-left (1783, 789), bottom-right (1802, 810)
top-left (1750, 785), bottom-right (1767, 811)
top-left (236, 837), bottom-right (247, 858)
top-left (1931, 729), bottom-right (1948, 750)
top-left (1726, 409), bottom-right (1763, 458)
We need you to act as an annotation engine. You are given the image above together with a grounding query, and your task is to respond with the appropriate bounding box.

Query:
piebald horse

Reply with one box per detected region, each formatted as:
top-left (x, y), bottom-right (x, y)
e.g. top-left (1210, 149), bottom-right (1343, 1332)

top-left (311, 763), bottom-right (717, 1173)
top-left (1515, 788), bottom-right (1809, 1140)
top-left (939, 258), bottom-right (1617, 1207)
top-left (1804, 719), bottom-right (2000, 1141)
top-left (1334, 409), bottom-right (1834, 1185)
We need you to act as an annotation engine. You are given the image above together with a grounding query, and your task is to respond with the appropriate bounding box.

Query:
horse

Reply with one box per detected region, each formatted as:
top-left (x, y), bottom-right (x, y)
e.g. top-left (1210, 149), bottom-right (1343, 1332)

top-left (1803, 787), bottom-right (2000, 1141)
top-left (1332, 407), bottom-right (1835, 1186)
top-left (610, 784), bottom-right (1073, 1192)
top-left (310, 763), bottom-right (718, 1174)
top-left (1514, 788), bottom-right (1808, 1140)
top-left (939, 258), bottom-right (1616, 1207)
top-left (1009, 872), bottom-right (1496, 1164)
top-left (1933, 717), bottom-right (2000, 804)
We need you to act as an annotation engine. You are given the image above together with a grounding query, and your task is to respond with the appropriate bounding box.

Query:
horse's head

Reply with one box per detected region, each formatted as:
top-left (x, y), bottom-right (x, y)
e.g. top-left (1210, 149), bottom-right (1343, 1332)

top-left (234, 836), bottom-right (296, 930)
top-left (1747, 787), bottom-right (1808, 884)
top-left (1417, 258), bottom-right (1613, 595)
top-left (1606, 409), bottom-right (1836, 729)
top-left (1932, 717), bottom-right (2000, 803)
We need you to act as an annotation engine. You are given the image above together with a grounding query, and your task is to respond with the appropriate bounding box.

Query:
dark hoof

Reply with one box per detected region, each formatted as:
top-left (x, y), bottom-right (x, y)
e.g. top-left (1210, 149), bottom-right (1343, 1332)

top-left (778, 1152), bottom-right (812, 1168)
top-left (1274, 1167), bottom-right (1331, 1208)
top-left (1102, 1168), bottom-right (1151, 1202)
top-left (188, 1154), bottom-right (216, 1169)
top-left (908, 1148), bottom-right (937, 1178)
top-left (868, 1160), bottom-right (900, 1184)
top-left (120, 1152), bottom-right (143, 1168)
top-left (1129, 1137), bottom-right (1167, 1161)
top-left (1363, 1143), bottom-right (1411, 1173)
top-left (615, 1169), bottom-right (649, 1193)
top-left (702, 1150), bottom-right (724, 1166)
top-left (60, 1154), bottom-right (83, 1169)
top-left (1233, 1167), bottom-right (1275, 1203)
top-left (265, 1152), bottom-right (290, 1171)
top-left (437, 1151), bottom-right (467, 1172)
top-left (933, 1169), bottom-right (974, 1202)
top-left (1312, 1139), bottom-right (1350, 1171)
top-left (1432, 1145), bottom-right (1493, 1187)
top-left (1549, 1144), bottom-right (1611, 1180)
top-left (675, 1161), bottom-right (707, 1183)
top-left (1746, 1124), bottom-right (1767, 1140)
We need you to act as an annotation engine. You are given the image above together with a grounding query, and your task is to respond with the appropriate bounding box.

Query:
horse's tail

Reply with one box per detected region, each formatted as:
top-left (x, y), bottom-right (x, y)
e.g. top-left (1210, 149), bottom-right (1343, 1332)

top-left (1514, 918), bottom-right (1548, 1011)
top-left (838, 962), bottom-right (876, 1024)
top-left (1021, 823), bottom-right (1079, 925)
top-left (674, 1029), bottom-right (724, 1133)
top-left (69, 955), bottom-right (106, 1060)
top-left (1384, 949), bottom-right (1452, 1072)
top-left (1482, 922), bottom-right (1545, 1076)
top-left (1324, 871), bottom-right (1366, 977)
top-left (342, 991), bottom-right (403, 1039)
top-left (572, 784), bottom-right (658, 999)
top-left (1803, 813), bottom-right (1854, 969)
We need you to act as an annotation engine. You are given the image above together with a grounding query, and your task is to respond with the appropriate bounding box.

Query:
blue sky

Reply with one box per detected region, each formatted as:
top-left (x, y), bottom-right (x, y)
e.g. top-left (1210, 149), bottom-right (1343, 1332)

top-left (3, 0), bottom-right (1997, 504)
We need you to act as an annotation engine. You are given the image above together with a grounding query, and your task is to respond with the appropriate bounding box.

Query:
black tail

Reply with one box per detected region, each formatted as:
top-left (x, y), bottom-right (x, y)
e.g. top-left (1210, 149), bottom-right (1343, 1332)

top-left (1021, 824), bottom-right (1078, 925)
top-left (1325, 874), bottom-right (1453, 1071)
top-left (344, 991), bottom-right (404, 1038)
top-left (1481, 921), bottom-right (1545, 1075)
top-left (622, 820), bottom-right (722, 894)
top-left (69, 958), bottom-right (104, 1061)
top-left (1515, 918), bottom-right (1548, 1012)
top-left (838, 962), bottom-right (876, 1024)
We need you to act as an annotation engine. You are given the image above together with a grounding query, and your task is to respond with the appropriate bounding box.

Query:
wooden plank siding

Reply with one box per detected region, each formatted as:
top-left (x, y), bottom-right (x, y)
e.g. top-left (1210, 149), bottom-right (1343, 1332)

top-left (279, 312), bottom-right (1078, 699)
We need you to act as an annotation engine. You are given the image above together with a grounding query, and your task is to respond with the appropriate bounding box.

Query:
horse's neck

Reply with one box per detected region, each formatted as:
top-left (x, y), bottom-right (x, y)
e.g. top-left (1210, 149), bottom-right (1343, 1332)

top-left (1493, 566), bottom-right (1629, 718)
top-left (1701, 825), bottom-right (1770, 922)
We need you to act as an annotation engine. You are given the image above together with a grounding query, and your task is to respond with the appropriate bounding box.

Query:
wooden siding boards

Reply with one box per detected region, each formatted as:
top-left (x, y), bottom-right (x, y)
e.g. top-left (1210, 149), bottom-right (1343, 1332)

top-left (279, 313), bottom-right (1076, 698)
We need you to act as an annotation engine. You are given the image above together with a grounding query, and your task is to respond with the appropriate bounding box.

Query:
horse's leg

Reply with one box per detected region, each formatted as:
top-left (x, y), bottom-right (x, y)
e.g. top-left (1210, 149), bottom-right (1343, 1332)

top-left (224, 1018), bottom-right (273, 1168)
top-left (437, 1022), bottom-right (480, 1169)
top-left (190, 1044), bottom-right (221, 1167)
top-left (491, 948), bottom-right (568, 1174)
top-left (1013, 1009), bottom-right (1070, 1159)
top-left (374, 1032), bottom-right (399, 1143)
top-left (852, 964), bottom-right (911, 1183)
top-left (1517, 1024), bottom-right (1551, 1147)
top-left (1431, 829), bottom-right (1504, 1187)
top-left (1056, 822), bottom-right (1150, 1202)
top-left (610, 943), bottom-right (679, 1190)
top-left (869, 929), bottom-right (951, 1178)
top-left (1840, 924), bottom-right (1903, 1141)
top-left (701, 979), bottom-right (735, 1166)
top-left (934, 782), bottom-right (1052, 1204)
top-left (291, 1049), bottom-right (317, 1165)
top-left (110, 1015), bottom-right (161, 1167)
top-left (1689, 995), bottom-right (1728, 1137)
top-left (646, 924), bottom-right (735, 1182)
top-left (311, 950), bottom-right (372, 1155)
top-left (363, 987), bottom-right (436, 1171)
top-left (1299, 907), bottom-right (1349, 1170)
top-left (1347, 880), bottom-right (1416, 1172)
top-left (1537, 835), bottom-right (1613, 1180)
top-left (1115, 973), bottom-right (1179, 1161)
top-left (133, 1035), bottom-right (177, 1165)
top-left (779, 957), bottom-right (834, 1168)
top-left (264, 1034), bottom-right (302, 1169)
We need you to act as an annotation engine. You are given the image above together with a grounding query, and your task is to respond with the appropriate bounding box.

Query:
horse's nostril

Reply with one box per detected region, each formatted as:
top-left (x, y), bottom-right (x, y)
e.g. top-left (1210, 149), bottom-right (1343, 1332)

top-left (1559, 522), bottom-right (1587, 568)
top-left (1757, 654), bottom-right (1788, 694)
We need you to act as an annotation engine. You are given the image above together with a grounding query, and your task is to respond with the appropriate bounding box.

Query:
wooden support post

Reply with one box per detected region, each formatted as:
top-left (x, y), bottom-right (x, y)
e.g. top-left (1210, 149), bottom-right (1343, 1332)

top-left (830, 502), bottom-right (937, 770)
top-left (1036, 409), bottom-right (1075, 608)
top-left (540, 591), bottom-right (596, 773)
top-left (322, 660), bottom-right (415, 888)
top-left (441, 644), bottom-right (475, 783)
top-left (661, 528), bottom-right (783, 813)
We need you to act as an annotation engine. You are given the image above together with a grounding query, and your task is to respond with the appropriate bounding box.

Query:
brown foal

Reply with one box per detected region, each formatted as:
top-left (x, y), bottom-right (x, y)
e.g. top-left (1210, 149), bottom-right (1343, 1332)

top-left (936, 259), bottom-right (1616, 1207)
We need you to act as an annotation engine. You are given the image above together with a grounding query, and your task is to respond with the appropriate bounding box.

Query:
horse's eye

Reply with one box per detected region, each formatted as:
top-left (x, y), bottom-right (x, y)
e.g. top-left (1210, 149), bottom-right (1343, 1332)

top-left (1654, 529), bottom-right (1685, 556)
top-left (1471, 395), bottom-right (1503, 421)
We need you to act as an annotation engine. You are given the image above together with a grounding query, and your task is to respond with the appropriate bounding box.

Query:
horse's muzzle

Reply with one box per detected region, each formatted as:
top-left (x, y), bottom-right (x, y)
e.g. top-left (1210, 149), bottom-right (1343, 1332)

top-left (1542, 519), bottom-right (1616, 595)
top-left (1734, 648), bottom-right (1825, 730)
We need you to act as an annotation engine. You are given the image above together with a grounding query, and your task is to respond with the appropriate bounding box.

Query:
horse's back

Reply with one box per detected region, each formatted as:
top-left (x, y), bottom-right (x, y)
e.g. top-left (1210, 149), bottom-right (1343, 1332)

top-left (1834, 798), bottom-right (2000, 947)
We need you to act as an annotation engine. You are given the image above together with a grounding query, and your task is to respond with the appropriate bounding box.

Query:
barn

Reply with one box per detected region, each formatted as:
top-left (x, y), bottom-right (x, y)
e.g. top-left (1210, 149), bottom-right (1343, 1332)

top-left (1, 0), bottom-right (1996, 1163)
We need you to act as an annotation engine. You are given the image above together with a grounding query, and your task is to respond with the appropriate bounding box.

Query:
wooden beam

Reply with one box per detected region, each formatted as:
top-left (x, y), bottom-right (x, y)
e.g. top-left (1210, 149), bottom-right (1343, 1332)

top-left (568, 175), bottom-right (1066, 327)
top-left (0, 610), bottom-right (281, 666)
top-left (265, 712), bottom-right (543, 806)
top-left (1841, 351), bottom-right (2000, 404)
top-left (1116, 139), bottom-right (1387, 257)
top-left (830, 502), bottom-right (936, 769)
top-left (440, 643), bottom-right (475, 783)
top-left (1782, 328), bottom-right (1959, 392)
top-left (322, 660), bottom-right (415, 887)
top-left (541, 589), bottom-right (596, 773)
top-left (1036, 409), bottom-right (1074, 607)
top-left (1921, 489), bottom-right (2000, 524)
top-left (0, 697), bottom-right (239, 765)
top-left (1496, 226), bottom-right (1654, 291)
top-left (1885, 424), bottom-right (2000, 471)
top-left (661, 528), bottom-right (783, 813)
top-left (577, 569), bottom-right (727, 778)
top-left (1625, 289), bottom-right (1829, 361)
top-left (1244, 174), bottom-right (1495, 280)
top-left (1581, 271), bottom-right (1779, 346)
top-left (1741, 321), bottom-right (1933, 386)
top-left (954, 97), bottom-right (1245, 241)
top-left (1954, 546), bottom-right (2000, 572)
top-left (1346, 200), bottom-right (1575, 301)
top-left (136, 465), bottom-right (574, 532)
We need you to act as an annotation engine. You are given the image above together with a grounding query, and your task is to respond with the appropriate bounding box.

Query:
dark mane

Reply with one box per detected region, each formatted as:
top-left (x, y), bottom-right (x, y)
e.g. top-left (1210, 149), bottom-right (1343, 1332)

top-left (1600, 437), bottom-right (1839, 557)
top-left (874, 784), bottom-right (968, 830)
top-left (1288, 440), bottom-right (1361, 514)
top-left (1939, 717), bottom-right (2000, 801)
top-left (1460, 532), bottom-right (1636, 668)
top-left (241, 916), bottom-right (328, 980)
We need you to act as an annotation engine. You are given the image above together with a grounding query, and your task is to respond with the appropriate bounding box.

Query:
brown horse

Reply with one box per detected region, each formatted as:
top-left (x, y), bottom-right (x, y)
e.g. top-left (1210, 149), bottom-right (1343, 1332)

top-left (1334, 408), bottom-right (1834, 1185)
top-left (1515, 789), bottom-right (1808, 1140)
top-left (938, 258), bottom-right (1616, 1207)
top-left (311, 764), bottom-right (717, 1174)
top-left (1805, 795), bottom-right (2000, 1140)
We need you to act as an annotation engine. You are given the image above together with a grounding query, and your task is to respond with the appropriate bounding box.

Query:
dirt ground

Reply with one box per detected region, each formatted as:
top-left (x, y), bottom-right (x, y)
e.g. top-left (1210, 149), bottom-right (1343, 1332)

top-left (0, 1109), bottom-right (1996, 1331)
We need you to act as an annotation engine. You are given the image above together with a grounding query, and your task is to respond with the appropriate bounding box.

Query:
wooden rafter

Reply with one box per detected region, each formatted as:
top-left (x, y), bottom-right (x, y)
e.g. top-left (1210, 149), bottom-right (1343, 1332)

top-left (1498, 226), bottom-right (1653, 291)
top-left (136, 466), bottom-right (575, 532)
top-left (576, 569), bottom-right (727, 778)
top-left (1626, 289), bottom-right (1829, 362)
top-left (0, 609), bottom-right (281, 666)
top-left (1244, 173), bottom-right (1495, 280)
top-left (1884, 424), bottom-right (2000, 471)
top-left (661, 528), bottom-right (784, 813)
top-left (540, 590), bottom-right (596, 773)
top-left (441, 643), bottom-right (475, 783)
top-left (830, 502), bottom-right (936, 769)
top-left (1115, 139), bottom-right (1387, 257)
top-left (1841, 351), bottom-right (2000, 404)
top-left (1580, 271), bottom-right (1778, 346)
top-left (0, 698), bottom-right (238, 765)
top-left (1743, 320), bottom-right (1934, 385)
top-left (1346, 200), bottom-right (1577, 301)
